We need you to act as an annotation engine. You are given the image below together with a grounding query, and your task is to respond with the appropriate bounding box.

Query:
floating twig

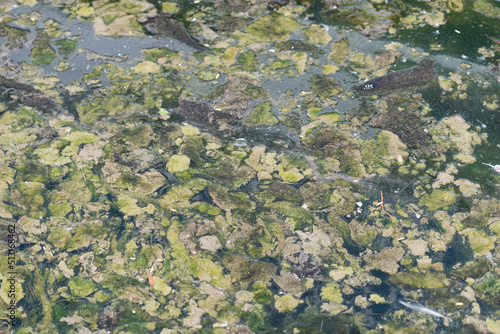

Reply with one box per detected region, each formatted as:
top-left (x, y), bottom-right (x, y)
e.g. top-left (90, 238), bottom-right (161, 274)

top-left (148, 265), bottom-right (155, 288)
top-left (486, 34), bottom-right (500, 44)
top-left (379, 191), bottom-right (394, 218)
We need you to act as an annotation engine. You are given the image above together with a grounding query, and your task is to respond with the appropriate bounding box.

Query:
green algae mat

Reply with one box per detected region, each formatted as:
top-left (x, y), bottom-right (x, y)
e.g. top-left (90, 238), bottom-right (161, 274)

top-left (0, 0), bottom-right (500, 333)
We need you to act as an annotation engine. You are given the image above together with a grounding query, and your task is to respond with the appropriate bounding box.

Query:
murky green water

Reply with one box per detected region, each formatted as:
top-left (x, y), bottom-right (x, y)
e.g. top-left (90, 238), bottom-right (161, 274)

top-left (0, 0), bottom-right (500, 333)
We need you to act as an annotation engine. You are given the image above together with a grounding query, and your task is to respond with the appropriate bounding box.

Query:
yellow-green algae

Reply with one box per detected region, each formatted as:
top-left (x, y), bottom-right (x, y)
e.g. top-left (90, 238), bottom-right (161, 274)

top-left (0, 1), bottom-right (499, 332)
top-left (243, 101), bottom-right (279, 127)
top-left (246, 13), bottom-right (299, 43)
top-left (31, 31), bottom-right (57, 66)
top-left (166, 154), bottom-right (191, 173)
top-left (275, 293), bottom-right (301, 312)
top-left (419, 189), bottom-right (458, 211)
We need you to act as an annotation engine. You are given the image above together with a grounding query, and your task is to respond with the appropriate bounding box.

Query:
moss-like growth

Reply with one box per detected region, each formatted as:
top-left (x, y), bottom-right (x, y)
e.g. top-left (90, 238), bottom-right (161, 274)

top-left (66, 221), bottom-right (110, 251)
top-left (3, 1), bottom-right (499, 331)
top-left (188, 257), bottom-right (224, 283)
top-left (77, 302), bottom-right (100, 329)
top-left (0, 278), bottom-right (24, 304)
top-left (474, 272), bottom-right (500, 305)
top-left (362, 130), bottom-right (408, 174)
top-left (257, 181), bottom-right (303, 205)
top-left (431, 115), bottom-right (484, 157)
top-left (346, 100), bottom-right (378, 125)
top-left (238, 302), bottom-right (266, 331)
top-left (304, 24), bottom-right (332, 45)
top-left (473, 0), bottom-right (500, 18)
top-left (94, 290), bottom-right (112, 303)
top-left (330, 186), bottom-right (357, 216)
top-left (321, 0), bottom-right (397, 37)
top-left (0, 131), bottom-right (37, 145)
top-left (166, 219), bottom-right (189, 260)
top-left (179, 136), bottom-right (207, 167)
top-left (0, 23), bottom-right (30, 44)
top-left (32, 266), bottom-right (57, 332)
top-left (47, 229), bottom-right (72, 249)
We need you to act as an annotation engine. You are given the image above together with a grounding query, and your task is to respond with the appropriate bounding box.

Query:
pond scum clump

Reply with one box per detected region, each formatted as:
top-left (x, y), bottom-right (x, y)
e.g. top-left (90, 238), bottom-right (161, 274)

top-left (0, 0), bottom-right (499, 333)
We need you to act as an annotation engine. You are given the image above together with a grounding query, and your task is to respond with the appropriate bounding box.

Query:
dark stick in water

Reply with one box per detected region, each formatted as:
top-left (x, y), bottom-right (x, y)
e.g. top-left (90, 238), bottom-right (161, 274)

top-left (354, 59), bottom-right (437, 96)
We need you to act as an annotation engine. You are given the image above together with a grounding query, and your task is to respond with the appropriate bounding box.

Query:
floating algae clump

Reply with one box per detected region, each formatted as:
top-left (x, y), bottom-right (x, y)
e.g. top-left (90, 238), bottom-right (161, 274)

top-left (389, 272), bottom-right (448, 289)
top-left (362, 247), bottom-right (405, 274)
top-left (361, 130), bottom-right (408, 175)
top-left (47, 228), bottom-right (72, 249)
top-left (31, 31), bottom-right (56, 66)
top-left (321, 0), bottom-right (398, 38)
top-left (431, 115), bottom-right (485, 158)
top-left (310, 74), bottom-right (343, 98)
top-left (243, 101), bottom-right (279, 126)
top-left (462, 198), bottom-right (500, 227)
top-left (246, 12), bottom-right (299, 42)
top-left (166, 154), bottom-right (191, 173)
top-left (275, 293), bottom-right (301, 312)
top-left (267, 201), bottom-right (314, 230)
top-left (302, 124), bottom-right (365, 177)
top-left (328, 37), bottom-right (352, 64)
top-left (475, 272), bottom-right (500, 306)
top-left (223, 255), bottom-right (277, 285)
top-left (452, 258), bottom-right (492, 279)
top-left (3, 1), bottom-right (500, 332)
top-left (299, 182), bottom-right (332, 210)
top-left (370, 93), bottom-right (440, 157)
top-left (349, 219), bottom-right (378, 248)
top-left (68, 276), bottom-right (97, 298)
top-left (419, 189), bottom-right (457, 211)
top-left (11, 180), bottom-right (47, 218)
top-left (132, 60), bottom-right (161, 74)
top-left (321, 282), bottom-right (343, 303)
top-left (0, 278), bottom-right (24, 304)
top-left (460, 228), bottom-right (496, 257)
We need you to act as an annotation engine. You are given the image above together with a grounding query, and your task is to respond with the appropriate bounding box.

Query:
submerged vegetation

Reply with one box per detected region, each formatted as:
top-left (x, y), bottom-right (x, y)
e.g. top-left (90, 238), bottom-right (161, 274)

top-left (0, 0), bottom-right (500, 333)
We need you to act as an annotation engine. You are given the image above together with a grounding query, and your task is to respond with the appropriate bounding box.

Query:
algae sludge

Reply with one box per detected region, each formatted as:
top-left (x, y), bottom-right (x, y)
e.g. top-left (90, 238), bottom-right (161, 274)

top-left (1, 1), bottom-right (500, 333)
